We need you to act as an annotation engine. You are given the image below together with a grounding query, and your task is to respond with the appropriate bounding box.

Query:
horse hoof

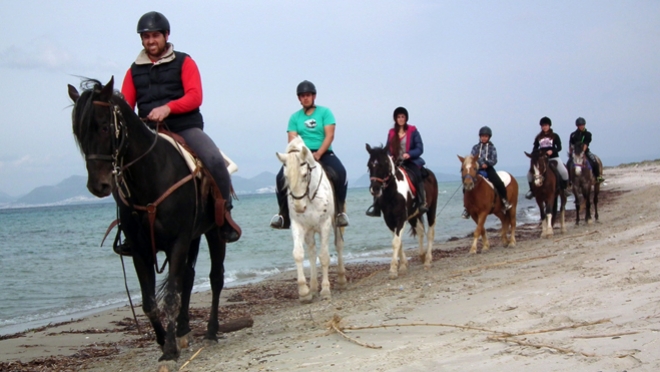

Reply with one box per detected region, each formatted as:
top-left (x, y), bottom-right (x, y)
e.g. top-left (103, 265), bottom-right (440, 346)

top-left (389, 272), bottom-right (398, 280)
top-left (299, 293), bottom-right (314, 304)
top-left (177, 334), bottom-right (191, 350)
top-left (157, 361), bottom-right (178, 372)
top-left (587, 220), bottom-right (593, 225)
top-left (336, 280), bottom-right (348, 290)
top-left (468, 248), bottom-right (477, 255)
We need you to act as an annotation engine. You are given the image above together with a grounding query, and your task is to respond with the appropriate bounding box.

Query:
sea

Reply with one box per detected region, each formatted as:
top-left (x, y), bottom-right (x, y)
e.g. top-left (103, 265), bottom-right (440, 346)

top-left (0, 180), bottom-right (541, 336)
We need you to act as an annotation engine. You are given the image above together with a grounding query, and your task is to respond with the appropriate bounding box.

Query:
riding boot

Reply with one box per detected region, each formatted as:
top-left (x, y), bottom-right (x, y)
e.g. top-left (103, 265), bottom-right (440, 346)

top-left (587, 152), bottom-right (605, 182)
top-left (560, 179), bottom-right (571, 197)
top-left (525, 182), bottom-right (534, 200)
top-left (270, 201), bottom-right (291, 229)
top-left (220, 199), bottom-right (241, 243)
top-left (417, 185), bottom-right (428, 214)
top-left (365, 196), bottom-right (381, 217)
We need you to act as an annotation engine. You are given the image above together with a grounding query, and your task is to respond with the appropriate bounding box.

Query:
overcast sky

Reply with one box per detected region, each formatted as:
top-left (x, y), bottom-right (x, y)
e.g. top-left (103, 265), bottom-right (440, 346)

top-left (0, 1), bottom-right (658, 196)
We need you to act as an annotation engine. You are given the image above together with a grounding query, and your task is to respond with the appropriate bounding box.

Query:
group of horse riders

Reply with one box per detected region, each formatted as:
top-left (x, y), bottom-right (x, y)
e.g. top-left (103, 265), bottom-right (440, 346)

top-left (114, 11), bottom-right (604, 255)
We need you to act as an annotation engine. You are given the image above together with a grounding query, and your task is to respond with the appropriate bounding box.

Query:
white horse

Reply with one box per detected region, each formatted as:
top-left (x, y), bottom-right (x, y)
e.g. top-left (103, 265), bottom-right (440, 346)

top-left (276, 136), bottom-right (347, 303)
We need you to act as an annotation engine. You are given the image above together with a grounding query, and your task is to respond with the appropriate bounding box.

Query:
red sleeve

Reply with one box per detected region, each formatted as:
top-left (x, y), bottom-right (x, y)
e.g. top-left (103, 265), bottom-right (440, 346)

top-left (167, 56), bottom-right (203, 114)
top-left (120, 68), bottom-right (137, 109)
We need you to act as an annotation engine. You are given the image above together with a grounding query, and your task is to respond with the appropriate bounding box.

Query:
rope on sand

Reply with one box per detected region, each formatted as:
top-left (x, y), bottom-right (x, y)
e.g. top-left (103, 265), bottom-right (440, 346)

top-left (487, 335), bottom-right (596, 357)
top-left (331, 313), bottom-right (611, 356)
top-left (178, 346), bottom-right (205, 371)
top-left (553, 230), bottom-right (598, 242)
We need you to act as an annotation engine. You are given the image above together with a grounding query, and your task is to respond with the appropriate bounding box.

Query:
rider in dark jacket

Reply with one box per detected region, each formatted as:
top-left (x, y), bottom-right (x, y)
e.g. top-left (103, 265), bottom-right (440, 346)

top-left (525, 116), bottom-right (570, 199)
top-left (569, 117), bottom-right (604, 183)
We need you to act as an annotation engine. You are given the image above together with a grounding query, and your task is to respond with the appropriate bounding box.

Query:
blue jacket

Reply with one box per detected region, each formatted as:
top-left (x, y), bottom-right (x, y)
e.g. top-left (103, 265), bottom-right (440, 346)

top-left (387, 125), bottom-right (425, 167)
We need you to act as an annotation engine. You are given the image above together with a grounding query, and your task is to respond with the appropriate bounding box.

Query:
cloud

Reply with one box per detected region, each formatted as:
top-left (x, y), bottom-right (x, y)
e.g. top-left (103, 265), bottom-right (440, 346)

top-left (0, 38), bottom-right (74, 71)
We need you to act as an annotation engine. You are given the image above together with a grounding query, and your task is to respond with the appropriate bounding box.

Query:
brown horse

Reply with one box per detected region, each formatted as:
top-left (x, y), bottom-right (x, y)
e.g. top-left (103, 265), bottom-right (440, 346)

top-left (568, 142), bottom-right (602, 225)
top-left (525, 150), bottom-right (567, 237)
top-left (458, 155), bottom-right (518, 254)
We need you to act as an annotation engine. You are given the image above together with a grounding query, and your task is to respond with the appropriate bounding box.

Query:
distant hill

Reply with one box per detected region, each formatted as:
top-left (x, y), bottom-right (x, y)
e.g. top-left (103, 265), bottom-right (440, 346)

top-left (0, 191), bottom-right (16, 203)
top-left (16, 175), bottom-right (101, 205)
top-left (232, 171), bottom-right (277, 194)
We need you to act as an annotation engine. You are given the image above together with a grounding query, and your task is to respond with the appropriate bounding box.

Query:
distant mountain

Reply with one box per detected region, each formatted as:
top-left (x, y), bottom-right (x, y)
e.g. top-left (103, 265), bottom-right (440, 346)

top-left (0, 191), bottom-right (16, 203)
top-left (16, 175), bottom-right (102, 205)
top-left (232, 171), bottom-right (277, 194)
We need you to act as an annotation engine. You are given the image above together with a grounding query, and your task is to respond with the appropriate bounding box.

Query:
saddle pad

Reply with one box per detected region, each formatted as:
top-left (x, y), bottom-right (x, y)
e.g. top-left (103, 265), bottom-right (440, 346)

top-left (483, 171), bottom-right (512, 190)
top-left (158, 133), bottom-right (201, 175)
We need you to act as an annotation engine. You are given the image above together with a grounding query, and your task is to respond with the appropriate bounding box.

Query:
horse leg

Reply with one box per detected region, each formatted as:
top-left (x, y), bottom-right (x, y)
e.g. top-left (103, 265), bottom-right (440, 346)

top-left (176, 237), bottom-right (201, 350)
top-left (390, 227), bottom-right (405, 279)
top-left (292, 226), bottom-right (312, 303)
top-left (499, 214), bottom-right (509, 248)
top-left (415, 219), bottom-right (428, 268)
top-left (334, 226), bottom-right (347, 290)
top-left (480, 213), bottom-right (490, 252)
top-left (160, 241), bottom-right (190, 362)
top-left (585, 187), bottom-right (593, 225)
top-left (318, 220), bottom-right (333, 300)
top-left (560, 193), bottom-right (567, 234)
top-left (574, 188), bottom-right (581, 226)
top-left (542, 200), bottom-right (553, 238)
top-left (508, 208), bottom-right (517, 247)
top-left (305, 230), bottom-right (319, 297)
top-left (469, 221), bottom-right (480, 254)
top-left (204, 228), bottom-right (226, 343)
top-left (593, 184), bottom-right (599, 221)
top-left (132, 253), bottom-right (166, 347)
top-left (424, 220), bottom-right (435, 269)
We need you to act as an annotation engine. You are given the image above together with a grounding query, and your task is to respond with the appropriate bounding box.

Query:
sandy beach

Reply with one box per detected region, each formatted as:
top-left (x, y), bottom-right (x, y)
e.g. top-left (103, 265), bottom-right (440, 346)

top-left (2, 162), bottom-right (660, 371)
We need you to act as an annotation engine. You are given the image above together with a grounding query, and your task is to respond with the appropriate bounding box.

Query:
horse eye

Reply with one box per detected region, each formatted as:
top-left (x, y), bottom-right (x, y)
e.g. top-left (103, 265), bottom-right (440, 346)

top-left (101, 125), bottom-right (110, 133)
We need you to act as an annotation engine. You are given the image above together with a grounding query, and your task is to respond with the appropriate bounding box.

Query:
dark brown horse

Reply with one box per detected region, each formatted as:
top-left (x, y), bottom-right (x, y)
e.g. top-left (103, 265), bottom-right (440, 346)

top-left (68, 77), bottom-right (227, 368)
top-left (458, 155), bottom-right (518, 254)
top-left (366, 144), bottom-right (438, 279)
top-left (525, 150), bottom-right (567, 237)
top-left (568, 142), bottom-right (602, 225)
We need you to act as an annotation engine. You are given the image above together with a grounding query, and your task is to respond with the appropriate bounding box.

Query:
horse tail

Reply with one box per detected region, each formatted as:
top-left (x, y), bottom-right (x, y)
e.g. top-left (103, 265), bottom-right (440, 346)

top-left (424, 169), bottom-right (438, 227)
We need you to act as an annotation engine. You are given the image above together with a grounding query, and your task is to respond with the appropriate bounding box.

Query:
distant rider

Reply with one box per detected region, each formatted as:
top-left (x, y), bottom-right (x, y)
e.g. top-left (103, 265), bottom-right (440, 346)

top-left (525, 116), bottom-right (570, 199)
top-left (461, 126), bottom-right (512, 219)
top-left (569, 117), bottom-right (604, 183)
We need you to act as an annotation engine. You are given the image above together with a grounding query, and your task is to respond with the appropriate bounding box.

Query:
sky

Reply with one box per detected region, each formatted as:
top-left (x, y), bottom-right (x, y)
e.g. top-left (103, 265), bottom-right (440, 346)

top-left (0, 1), bottom-right (659, 196)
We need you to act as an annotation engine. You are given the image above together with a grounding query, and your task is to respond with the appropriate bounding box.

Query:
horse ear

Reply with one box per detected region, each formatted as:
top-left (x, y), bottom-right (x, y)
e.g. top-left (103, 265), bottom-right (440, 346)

top-left (457, 155), bottom-right (465, 163)
top-left (67, 84), bottom-right (79, 103)
top-left (99, 76), bottom-right (115, 101)
top-left (276, 152), bottom-right (287, 164)
top-left (524, 151), bottom-right (532, 158)
top-left (300, 146), bottom-right (310, 159)
top-left (365, 144), bottom-right (372, 153)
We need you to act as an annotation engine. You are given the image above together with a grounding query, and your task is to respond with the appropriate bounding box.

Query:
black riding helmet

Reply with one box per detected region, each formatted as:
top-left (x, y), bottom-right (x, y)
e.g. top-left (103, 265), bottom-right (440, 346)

top-left (539, 116), bottom-right (552, 126)
top-left (575, 117), bottom-right (586, 126)
top-left (296, 80), bottom-right (316, 95)
top-left (479, 126), bottom-right (492, 138)
top-left (393, 107), bottom-right (409, 121)
top-left (137, 11), bottom-right (170, 34)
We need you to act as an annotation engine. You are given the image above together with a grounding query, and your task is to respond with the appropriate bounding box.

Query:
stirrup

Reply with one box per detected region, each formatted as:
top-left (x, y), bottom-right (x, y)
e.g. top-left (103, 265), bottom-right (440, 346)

top-left (502, 199), bottom-right (512, 211)
top-left (336, 213), bottom-right (349, 227)
top-left (113, 241), bottom-right (133, 256)
top-left (525, 190), bottom-right (534, 200)
top-left (596, 176), bottom-right (605, 183)
top-left (365, 205), bottom-right (381, 217)
top-left (461, 209), bottom-right (470, 219)
top-left (269, 214), bottom-right (289, 230)
top-left (418, 204), bottom-right (429, 214)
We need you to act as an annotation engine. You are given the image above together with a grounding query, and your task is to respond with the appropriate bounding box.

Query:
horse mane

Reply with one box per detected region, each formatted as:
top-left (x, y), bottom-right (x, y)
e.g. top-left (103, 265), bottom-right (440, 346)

top-left (71, 78), bottom-right (125, 156)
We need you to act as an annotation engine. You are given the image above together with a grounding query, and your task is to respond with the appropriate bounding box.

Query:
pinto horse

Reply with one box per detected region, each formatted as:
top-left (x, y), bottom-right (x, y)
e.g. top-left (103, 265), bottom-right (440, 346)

top-left (365, 144), bottom-right (438, 279)
top-left (568, 142), bottom-right (602, 225)
top-left (525, 150), bottom-right (567, 237)
top-left (276, 136), bottom-right (347, 303)
top-left (458, 155), bottom-right (518, 254)
top-left (68, 77), bottom-right (228, 366)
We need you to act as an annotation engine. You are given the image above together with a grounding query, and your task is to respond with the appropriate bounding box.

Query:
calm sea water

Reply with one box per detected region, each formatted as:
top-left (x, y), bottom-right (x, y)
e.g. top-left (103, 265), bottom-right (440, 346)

top-left (0, 180), bottom-right (539, 335)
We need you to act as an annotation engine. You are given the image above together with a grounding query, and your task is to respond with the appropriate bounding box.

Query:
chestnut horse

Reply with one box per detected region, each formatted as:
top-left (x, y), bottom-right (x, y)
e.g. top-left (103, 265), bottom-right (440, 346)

top-left (366, 144), bottom-right (438, 279)
top-left (525, 150), bottom-right (567, 237)
top-left (568, 142), bottom-right (602, 225)
top-left (458, 155), bottom-right (518, 254)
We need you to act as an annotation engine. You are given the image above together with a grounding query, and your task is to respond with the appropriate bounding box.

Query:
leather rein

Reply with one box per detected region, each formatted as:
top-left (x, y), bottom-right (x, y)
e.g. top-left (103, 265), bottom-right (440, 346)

top-left (287, 149), bottom-right (324, 201)
top-left (91, 100), bottom-right (198, 274)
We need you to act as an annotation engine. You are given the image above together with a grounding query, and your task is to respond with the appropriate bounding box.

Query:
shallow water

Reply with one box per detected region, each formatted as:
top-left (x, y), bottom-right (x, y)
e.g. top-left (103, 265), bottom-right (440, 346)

top-left (0, 180), bottom-right (539, 335)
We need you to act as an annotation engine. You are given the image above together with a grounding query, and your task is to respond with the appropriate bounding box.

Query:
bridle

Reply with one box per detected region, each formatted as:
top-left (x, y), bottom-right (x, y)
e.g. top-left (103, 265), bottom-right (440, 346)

top-left (532, 155), bottom-right (548, 184)
top-left (90, 100), bottom-right (158, 187)
top-left (287, 151), bottom-right (324, 202)
top-left (368, 155), bottom-right (393, 188)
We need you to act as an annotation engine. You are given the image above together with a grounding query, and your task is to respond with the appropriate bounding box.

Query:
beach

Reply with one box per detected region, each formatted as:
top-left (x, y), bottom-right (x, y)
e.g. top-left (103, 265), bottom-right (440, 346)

top-left (2, 162), bottom-right (660, 371)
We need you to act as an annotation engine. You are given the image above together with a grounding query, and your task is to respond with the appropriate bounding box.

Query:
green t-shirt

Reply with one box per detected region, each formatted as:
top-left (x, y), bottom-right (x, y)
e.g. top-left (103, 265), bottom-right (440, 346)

top-left (287, 106), bottom-right (336, 151)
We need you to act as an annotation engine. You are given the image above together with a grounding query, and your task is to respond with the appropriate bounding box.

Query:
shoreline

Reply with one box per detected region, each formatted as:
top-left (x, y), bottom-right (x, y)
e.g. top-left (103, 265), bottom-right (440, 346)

top-left (3, 162), bottom-right (659, 371)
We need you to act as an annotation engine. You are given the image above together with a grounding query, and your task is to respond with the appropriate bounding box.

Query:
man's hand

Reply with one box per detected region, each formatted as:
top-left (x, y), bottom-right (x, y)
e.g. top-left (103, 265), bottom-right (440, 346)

top-left (313, 151), bottom-right (323, 161)
top-left (481, 163), bottom-right (488, 169)
top-left (402, 153), bottom-right (410, 160)
top-left (147, 104), bottom-right (171, 122)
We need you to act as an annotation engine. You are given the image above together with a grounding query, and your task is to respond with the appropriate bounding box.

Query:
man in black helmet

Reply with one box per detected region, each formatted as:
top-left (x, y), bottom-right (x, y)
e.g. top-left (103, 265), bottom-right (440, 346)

top-left (569, 117), bottom-right (604, 183)
top-left (117, 11), bottom-right (240, 255)
top-left (270, 80), bottom-right (349, 229)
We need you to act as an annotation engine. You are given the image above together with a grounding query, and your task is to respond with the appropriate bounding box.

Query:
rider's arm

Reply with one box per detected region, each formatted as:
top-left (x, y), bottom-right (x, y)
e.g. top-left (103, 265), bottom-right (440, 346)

top-left (166, 56), bottom-right (203, 114)
top-left (120, 68), bottom-right (137, 109)
top-left (287, 131), bottom-right (298, 142)
top-left (315, 124), bottom-right (335, 160)
top-left (407, 129), bottom-right (424, 159)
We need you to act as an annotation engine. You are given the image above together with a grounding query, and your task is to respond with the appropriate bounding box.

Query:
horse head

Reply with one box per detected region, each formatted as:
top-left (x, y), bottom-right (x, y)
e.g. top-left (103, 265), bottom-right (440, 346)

top-left (68, 76), bottom-right (123, 198)
top-left (277, 136), bottom-right (317, 213)
top-left (571, 142), bottom-right (586, 176)
top-left (525, 150), bottom-right (548, 187)
top-left (457, 154), bottom-right (480, 191)
top-left (365, 144), bottom-right (394, 198)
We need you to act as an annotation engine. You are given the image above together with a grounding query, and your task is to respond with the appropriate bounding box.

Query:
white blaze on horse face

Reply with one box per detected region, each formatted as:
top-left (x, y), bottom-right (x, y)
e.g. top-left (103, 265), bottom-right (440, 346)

top-left (533, 164), bottom-right (543, 186)
top-left (462, 157), bottom-right (476, 191)
top-left (573, 154), bottom-right (583, 176)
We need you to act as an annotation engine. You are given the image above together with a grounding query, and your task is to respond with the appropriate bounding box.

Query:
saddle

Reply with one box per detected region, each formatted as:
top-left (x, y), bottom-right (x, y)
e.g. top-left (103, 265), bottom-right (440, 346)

top-left (478, 170), bottom-right (512, 190)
